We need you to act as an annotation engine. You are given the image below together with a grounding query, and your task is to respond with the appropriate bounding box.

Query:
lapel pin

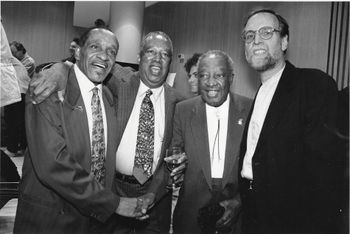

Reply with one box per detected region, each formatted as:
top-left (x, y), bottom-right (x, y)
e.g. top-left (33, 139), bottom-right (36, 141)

top-left (237, 118), bottom-right (243, 125)
top-left (75, 106), bottom-right (84, 112)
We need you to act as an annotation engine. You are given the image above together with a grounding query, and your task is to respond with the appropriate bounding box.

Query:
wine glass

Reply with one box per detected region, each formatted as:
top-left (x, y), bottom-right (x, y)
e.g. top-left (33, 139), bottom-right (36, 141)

top-left (165, 146), bottom-right (183, 189)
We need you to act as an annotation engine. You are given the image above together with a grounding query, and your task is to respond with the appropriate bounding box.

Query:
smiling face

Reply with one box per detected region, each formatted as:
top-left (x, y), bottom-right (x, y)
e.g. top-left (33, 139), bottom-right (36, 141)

top-left (76, 28), bottom-right (118, 84)
top-left (198, 53), bottom-right (233, 107)
top-left (139, 33), bottom-right (172, 88)
top-left (244, 12), bottom-right (288, 73)
top-left (188, 64), bottom-right (199, 94)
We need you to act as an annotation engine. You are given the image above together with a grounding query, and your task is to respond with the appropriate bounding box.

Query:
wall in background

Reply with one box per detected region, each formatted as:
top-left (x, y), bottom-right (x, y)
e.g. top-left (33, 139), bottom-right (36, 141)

top-left (144, 2), bottom-right (332, 98)
top-left (2, 1), bottom-right (85, 66)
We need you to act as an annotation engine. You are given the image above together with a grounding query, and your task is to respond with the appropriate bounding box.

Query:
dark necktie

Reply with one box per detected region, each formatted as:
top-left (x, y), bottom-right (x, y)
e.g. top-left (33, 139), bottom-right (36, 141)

top-left (90, 87), bottom-right (106, 185)
top-left (133, 89), bottom-right (154, 184)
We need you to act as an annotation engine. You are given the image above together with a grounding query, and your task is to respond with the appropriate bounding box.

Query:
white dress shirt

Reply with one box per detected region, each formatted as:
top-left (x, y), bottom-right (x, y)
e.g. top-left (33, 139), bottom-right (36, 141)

top-left (241, 66), bottom-right (285, 180)
top-left (74, 65), bottom-right (107, 152)
top-left (116, 81), bottom-right (165, 175)
top-left (206, 96), bottom-right (230, 178)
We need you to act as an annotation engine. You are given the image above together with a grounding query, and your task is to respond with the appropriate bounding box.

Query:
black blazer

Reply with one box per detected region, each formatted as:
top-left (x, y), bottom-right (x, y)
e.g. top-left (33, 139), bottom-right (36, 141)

top-left (239, 61), bottom-right (339, 234)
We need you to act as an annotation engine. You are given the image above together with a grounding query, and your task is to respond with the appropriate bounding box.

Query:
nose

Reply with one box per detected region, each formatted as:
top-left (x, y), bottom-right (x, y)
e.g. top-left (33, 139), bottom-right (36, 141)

top-left (97, 50), bottom-right (108, 60)
top-left (153, 51), bottom-right (161, 61)
top-left (206, 75), bottom-right (216, 87)
top-left (253, 31), bottom-right (263, 44)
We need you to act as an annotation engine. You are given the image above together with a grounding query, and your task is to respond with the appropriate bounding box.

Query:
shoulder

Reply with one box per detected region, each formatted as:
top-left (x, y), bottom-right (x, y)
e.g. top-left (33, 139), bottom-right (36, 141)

top-left (287, 61), bottom-right (336, 89)
top-left (230, 92), bottom-right (253, 109)
top-left (164, 83), bottom-right (187, 103)
top-left (176, 95), bottom-right (202, 110)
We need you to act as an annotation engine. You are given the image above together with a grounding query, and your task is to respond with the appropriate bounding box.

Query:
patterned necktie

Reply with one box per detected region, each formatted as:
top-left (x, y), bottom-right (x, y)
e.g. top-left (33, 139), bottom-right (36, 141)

top-left (133, 89), bottom-right (154, 184)
top-left (90, 87), bottom-right (106, 185)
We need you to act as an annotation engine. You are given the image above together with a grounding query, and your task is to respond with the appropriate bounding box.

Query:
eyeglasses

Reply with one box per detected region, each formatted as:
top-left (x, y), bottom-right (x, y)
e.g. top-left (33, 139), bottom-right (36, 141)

top-left (242, 26), bottom-right (281, 43)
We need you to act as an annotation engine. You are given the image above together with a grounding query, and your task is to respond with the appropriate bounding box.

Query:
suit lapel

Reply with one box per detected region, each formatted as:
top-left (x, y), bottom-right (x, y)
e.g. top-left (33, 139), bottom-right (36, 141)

top-left (255, 62), bottom-right (297, 157)
top-left (102, 87), bottom-right (117, 188)
top-left (190, 99), bottom-right (212, 189)
top-left (158, 84), bottom-right (177, 168)
top-left (115, 73), bottom-right (140, 148)
top-left (63, 68), bottom-right (91, 170)
top-left (222, 95), bottom-right (247, 187)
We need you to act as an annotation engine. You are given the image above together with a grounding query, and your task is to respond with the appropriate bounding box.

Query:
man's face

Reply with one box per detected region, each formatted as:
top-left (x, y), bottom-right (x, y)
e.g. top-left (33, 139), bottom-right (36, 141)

top-left (198, 54), bottom-right (233, 107)
top-left (188, 65), bottom-right (199, 94)
top-left (76, 29), bottom-right (118, 84)
top-left (69, 41), bottom-right (79, 56)
top-left (10, 45), bottom-right (24, 60)
top-left (244, 12), bottom-right (288, 72)
top-left (139, 35), bottom-right (172, 88)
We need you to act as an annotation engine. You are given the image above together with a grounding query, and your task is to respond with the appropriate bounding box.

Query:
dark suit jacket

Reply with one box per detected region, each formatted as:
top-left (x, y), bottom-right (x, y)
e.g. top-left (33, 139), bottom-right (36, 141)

top-left (14, 68), bottom-right (120, 234)
top-left (172, 94), bottom-right (251, 234)
top-left (107, 72), bottom-right (185, 232)
top-left (239, 61), bottom-right (339, 234)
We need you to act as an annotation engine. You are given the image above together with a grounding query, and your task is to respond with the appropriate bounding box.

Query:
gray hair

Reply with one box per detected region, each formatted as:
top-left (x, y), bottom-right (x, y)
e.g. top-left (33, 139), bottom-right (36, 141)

top-left (198, 50), bottom-right (235, 75)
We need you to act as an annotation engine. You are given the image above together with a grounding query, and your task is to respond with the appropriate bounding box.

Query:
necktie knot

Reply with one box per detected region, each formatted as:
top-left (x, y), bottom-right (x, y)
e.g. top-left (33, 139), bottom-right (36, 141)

top-left (92, 87), bottom-right (99, 95)
top-left (146, 89), bottom-right (153, 98)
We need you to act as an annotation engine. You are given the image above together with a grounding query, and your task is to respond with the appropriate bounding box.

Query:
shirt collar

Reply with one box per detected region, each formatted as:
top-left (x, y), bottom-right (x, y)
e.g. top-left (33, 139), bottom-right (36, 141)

top-left (206, 95), bottom-right (230, 118)
top-left (138, 80), bottom-right (164, 102)
top-left (74, 64), bottom-right (103, 94)
top-left (262, 64), bottom-right (286, 86)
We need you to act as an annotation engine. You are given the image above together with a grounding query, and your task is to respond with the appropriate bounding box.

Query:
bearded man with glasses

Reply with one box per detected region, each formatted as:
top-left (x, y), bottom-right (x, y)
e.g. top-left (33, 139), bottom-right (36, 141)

top-left (239, 9), bottom-right (340, 234)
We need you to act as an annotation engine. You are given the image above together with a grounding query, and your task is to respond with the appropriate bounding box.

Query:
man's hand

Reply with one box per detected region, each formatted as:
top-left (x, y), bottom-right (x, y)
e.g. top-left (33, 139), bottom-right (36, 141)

top-left (29, 62), bottom-right (70, 104)
top-left (115, 197), bottom-right (145, 218)
top-left (216, 199), bottom-right (241, 231)
top-left (135, 193), bottom-right (155, 220)
top-left (164, 152), bottom-right (187, 186)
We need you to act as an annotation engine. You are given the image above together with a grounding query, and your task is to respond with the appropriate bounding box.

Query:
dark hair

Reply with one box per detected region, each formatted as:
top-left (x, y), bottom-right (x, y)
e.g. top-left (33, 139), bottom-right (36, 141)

top-left (10, 41), bottom-right (26, 54)
top-left (184, 53), bottom-right (202, 74)
top-left (79, 27), bottom-right (118, 50)
top-left (244, 9), bottom-right (289, 40)
top-left (72, 38), bottom-right (80, 45)
top-left (94, 18), bottom-right (106, 28)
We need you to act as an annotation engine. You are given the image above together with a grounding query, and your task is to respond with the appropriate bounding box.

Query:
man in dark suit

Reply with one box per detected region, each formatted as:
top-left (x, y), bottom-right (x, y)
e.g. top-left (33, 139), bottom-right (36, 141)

top-left (13, 27), bottom-right (143, 234)
top-left (171, 50), bottom-right (251, 233)
top-left (239, 9), bottom-right (339, 234)
top-left (26, 31), bottom-right (186, 233)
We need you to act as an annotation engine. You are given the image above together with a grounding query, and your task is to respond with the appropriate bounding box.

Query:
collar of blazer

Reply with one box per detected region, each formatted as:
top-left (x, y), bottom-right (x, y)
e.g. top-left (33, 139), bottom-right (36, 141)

top-left (64, 67), bottom-right (115, 110)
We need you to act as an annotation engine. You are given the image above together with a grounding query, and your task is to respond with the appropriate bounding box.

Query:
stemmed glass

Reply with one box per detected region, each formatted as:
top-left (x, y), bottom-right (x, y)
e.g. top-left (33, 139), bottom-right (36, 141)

top-left (165, 146), bottom-right (183, 189)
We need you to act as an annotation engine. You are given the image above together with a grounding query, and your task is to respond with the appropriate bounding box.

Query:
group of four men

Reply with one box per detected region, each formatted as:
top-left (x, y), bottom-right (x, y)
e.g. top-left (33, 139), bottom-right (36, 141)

top-left (14, 8), bottom-right (339, 234)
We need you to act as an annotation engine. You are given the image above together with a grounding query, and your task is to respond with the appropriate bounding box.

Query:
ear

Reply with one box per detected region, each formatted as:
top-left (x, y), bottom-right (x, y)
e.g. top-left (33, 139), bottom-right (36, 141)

top-left (137, 54), bottom-right (140, 64)
top-left (75, 47), bottom-right (81, 61)
top-left (281, 35), bottom-right (288, 52)
top-left (229, 73), bottom-right (234, 84)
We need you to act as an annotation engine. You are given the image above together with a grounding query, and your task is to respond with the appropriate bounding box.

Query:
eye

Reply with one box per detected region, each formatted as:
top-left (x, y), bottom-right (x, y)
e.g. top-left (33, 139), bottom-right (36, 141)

top-left (145, 49), bottom-right (156, 56)
top-left (215, 73), bottom-right (225, 79)
top-left (198, 73), bottom-right (209, 79)
top-left (245, 32), bottom-right (255, 41)
top-left (107, 49), bottom-right (117, 57)
top-left (161, 51), bottom-right (170, 59)
top-left (90, 44), bottom-right (98, 50)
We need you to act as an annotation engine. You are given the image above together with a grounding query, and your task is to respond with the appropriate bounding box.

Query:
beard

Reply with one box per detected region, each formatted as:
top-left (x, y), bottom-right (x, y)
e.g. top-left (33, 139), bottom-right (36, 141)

top-left (249, 54), bottom-right (277, 72)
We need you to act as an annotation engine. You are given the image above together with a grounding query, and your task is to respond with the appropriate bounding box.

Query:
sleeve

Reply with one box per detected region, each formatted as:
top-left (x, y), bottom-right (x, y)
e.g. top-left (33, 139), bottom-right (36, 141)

top-left (25, 96), bottom-right (119, 222)
top-left (302, 72), bottom-right (339, 225)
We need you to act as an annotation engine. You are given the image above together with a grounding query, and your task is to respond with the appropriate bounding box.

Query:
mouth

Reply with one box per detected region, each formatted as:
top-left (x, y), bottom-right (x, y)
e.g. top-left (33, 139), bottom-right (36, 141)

top-left (150, 64), bottom-right (162, 75)
top-left (253, 48), bottom-right (267, 55)
top-left (207, 90), bottom-right (219, 97)
top-left (92, 62), bottom-right (108, 71)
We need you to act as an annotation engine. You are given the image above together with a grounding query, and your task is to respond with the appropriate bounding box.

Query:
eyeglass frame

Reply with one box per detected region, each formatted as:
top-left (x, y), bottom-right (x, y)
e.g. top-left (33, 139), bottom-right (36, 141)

top-left (241, 26), bottom-right (281, 43)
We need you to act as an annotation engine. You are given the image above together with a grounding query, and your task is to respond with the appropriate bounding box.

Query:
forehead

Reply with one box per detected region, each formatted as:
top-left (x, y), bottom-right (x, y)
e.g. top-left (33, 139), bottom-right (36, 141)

top-left (85, 29), bottom-right (117, 46)
top-left (199, 54), bottom-right (228, 70)
top-left (245, 12), bottom-right (279, 30)
top-left (143, 35), bottom-right (171, 50)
